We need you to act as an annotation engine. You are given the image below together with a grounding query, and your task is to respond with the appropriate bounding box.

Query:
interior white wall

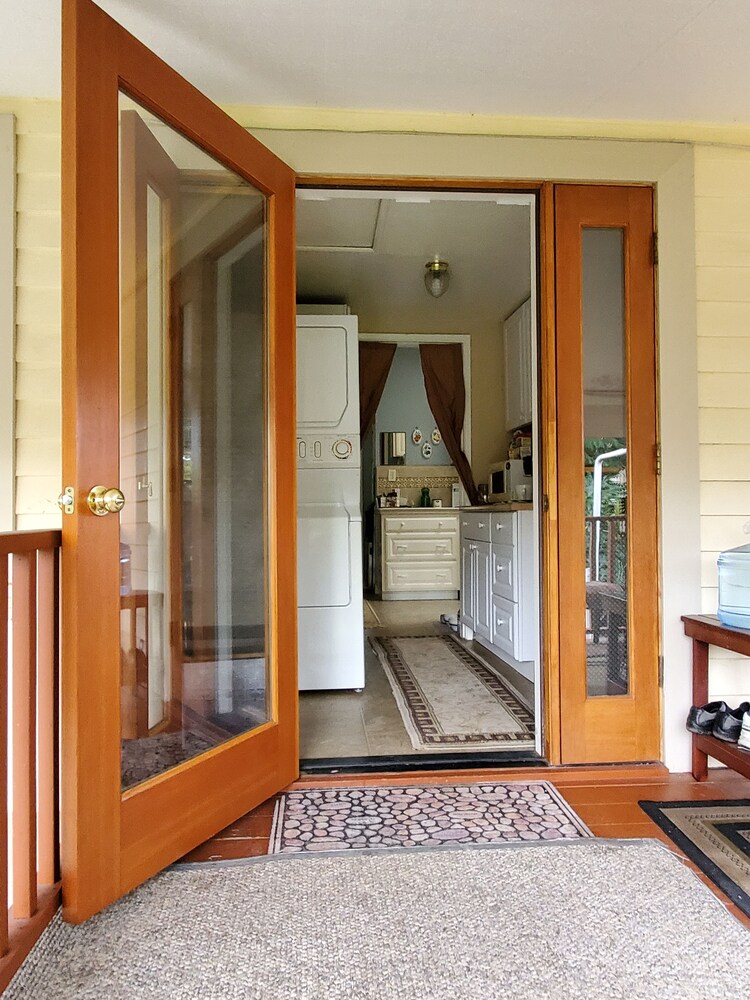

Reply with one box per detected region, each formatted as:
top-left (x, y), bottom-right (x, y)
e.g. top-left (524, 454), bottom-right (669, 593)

top-left (256, 128), bottom-right (699, 772)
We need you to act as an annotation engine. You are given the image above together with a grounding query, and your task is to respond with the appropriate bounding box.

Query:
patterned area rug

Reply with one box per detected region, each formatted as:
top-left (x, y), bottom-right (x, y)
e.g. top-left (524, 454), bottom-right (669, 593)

top-left (370, 633), bottom-right (534, 750)
top-left (640, 798), bottom-right (750, 917)
top-left (268, 781), bottom-right (592, 854)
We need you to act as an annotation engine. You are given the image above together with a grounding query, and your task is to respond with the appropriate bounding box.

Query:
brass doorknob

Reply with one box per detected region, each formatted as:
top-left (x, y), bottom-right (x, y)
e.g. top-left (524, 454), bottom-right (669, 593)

top-left (87, 486), bottom-right (126, 516)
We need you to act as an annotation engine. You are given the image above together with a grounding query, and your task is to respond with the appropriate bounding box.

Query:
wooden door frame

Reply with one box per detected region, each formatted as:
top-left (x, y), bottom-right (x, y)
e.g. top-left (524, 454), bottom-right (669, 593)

top-left (555, 183), bottom-right (660, 764)
top-left (61, 0), bottom-right (297, 922)
top-left (296, 174), bottom-right (563, 764)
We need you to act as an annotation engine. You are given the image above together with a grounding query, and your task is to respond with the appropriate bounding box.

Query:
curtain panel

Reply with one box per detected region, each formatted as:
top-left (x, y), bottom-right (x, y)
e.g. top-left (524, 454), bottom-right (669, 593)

top-left (359, 341), bottom-right (397, 440)
top-left (419, 343), bottom-right (478, 505)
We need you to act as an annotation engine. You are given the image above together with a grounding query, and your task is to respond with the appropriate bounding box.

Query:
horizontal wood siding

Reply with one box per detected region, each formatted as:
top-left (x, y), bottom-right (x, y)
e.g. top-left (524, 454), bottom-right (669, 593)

top-left (695, 146), bottom-right (750, 701)
top-left (0, 100), bottom-right (62, 530)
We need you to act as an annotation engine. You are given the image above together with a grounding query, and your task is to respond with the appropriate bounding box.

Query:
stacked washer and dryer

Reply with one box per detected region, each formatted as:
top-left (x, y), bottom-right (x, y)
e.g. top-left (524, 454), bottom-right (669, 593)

top-left (296, 315), bottom-right (365, 690)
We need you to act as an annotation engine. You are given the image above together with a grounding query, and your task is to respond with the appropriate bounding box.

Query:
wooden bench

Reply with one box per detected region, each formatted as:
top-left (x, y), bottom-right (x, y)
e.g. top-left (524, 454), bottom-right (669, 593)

top-left (682, 613), bottom-right (750, 781)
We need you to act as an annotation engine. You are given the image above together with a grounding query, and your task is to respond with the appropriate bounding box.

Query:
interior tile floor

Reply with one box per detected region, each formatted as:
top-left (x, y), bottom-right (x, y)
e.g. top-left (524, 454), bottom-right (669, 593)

top-left (180, 765), bottom-right (750, 929)
top-left (300, 598), bottom-right (519, 759)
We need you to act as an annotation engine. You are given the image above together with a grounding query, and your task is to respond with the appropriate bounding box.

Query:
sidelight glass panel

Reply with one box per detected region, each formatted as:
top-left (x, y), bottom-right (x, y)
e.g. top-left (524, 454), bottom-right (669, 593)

top-left (581, 228), bottom-right (629, 696)
top-left (118, 93), bottom-right (269, 790)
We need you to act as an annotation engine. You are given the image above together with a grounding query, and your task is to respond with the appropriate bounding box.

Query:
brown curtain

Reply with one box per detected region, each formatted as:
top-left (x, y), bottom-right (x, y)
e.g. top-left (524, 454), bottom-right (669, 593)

top-left (359, 342), bottom-right (397, 439)
top-left (419, 343), bottom-right (479, 505)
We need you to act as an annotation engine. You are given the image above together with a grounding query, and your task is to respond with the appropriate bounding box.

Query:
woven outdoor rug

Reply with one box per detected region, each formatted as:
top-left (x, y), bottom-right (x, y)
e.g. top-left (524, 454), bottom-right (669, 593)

top-left (640, 798), bottom-right (750, 917)
top-left (9, 841), bottom-right (750, 998)
top-left (370, 633), bottom-right (534, 751)
top-left (268, 781), bottom-right (591, 853)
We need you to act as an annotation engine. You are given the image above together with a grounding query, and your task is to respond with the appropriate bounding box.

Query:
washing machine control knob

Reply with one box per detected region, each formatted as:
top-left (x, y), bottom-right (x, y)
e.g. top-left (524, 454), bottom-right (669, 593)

top-left (332, 438), bottom-right (352, 459)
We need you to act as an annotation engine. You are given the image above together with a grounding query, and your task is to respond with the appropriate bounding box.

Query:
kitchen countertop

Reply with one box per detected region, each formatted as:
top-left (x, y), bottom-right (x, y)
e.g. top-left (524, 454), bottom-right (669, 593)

top-left (376, 506), bottom-right (460, 514)
top-left (460, 503), bottom-right (534, 511)
top-left (376, 503), bottom-right (534, 513)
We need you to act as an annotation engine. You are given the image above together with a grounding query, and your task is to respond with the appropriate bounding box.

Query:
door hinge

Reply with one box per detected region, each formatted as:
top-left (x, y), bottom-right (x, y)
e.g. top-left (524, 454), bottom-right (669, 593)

top-left (658, 655), bottom-right (664, 687)
top-left (655, 443), bottom-right (662, 477)
top-left (652, 231), bottom-right (658, 266)
top-left (542, 494), bottom-right (550, 513)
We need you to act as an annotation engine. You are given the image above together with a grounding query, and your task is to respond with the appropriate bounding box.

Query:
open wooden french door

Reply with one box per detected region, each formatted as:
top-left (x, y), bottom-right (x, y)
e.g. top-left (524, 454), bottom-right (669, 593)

top-left (555, 184), bottom-right (660, 764)
top-left (61, 0), bottom-right (298, 921)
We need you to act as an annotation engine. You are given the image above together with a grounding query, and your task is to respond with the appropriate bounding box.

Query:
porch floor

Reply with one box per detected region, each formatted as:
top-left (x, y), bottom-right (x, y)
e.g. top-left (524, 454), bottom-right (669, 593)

top-left (181, 766), bottom-right (750, 929)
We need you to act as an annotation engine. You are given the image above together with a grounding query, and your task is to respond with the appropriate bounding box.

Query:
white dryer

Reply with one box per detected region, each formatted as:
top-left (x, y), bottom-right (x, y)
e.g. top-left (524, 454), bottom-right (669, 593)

top-left (296, 316), bottom-right (365, 691)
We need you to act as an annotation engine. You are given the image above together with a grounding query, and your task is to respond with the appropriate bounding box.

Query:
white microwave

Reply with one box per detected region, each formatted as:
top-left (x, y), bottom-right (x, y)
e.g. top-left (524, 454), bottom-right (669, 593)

top-left (488, 459), bottom-right (532, 502)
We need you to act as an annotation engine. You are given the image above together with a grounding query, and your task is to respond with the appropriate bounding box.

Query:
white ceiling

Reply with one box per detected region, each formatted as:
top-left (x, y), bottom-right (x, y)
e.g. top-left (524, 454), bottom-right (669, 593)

top-left (296, 196), bottom-right (532, 332)
top-left (2, 1), bottom-right (750, 124)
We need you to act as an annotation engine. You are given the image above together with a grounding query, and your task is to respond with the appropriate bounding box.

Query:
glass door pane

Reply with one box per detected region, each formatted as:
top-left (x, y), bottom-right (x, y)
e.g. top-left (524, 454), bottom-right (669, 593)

top-left (581, 228), bottom-right (629, 696)
top-left (118, 94), bottom-right (270, 790)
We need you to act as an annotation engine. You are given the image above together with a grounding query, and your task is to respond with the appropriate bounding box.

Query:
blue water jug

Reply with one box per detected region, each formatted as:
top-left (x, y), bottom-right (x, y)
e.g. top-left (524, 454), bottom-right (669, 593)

top-left (718, 544), bottom-right (750, 628)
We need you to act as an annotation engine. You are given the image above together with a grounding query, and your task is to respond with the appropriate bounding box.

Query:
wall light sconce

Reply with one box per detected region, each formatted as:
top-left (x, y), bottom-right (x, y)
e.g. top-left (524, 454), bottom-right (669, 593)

top-left (424, 256), bottom-right (450, 298)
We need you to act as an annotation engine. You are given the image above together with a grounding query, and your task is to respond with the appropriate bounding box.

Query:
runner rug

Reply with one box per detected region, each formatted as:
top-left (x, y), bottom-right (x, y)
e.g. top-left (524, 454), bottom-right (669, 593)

top-left (640, 798), bottom-right (750, 917)
top-left (268, 781), bottom-right (592, 854)
top-left (369, 633), bottom-right (535, 751)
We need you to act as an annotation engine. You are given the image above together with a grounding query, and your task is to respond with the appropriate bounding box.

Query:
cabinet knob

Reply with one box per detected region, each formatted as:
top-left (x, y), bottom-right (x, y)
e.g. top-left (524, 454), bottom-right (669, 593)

top-left (478, 521), bottom-right (485, 528)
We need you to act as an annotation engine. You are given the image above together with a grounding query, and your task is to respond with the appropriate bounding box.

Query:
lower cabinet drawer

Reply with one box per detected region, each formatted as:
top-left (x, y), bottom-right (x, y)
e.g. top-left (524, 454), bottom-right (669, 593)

top-left (490, 593), bottom-right (518, 657)
top-left (385, 562), bottom-right (459, 592)
top-left (386, 534), bottom-right (458, 562)
top-left (384, 515), bottom-right (459, 535)
top-left (491, 544), bottom-right (516, 601)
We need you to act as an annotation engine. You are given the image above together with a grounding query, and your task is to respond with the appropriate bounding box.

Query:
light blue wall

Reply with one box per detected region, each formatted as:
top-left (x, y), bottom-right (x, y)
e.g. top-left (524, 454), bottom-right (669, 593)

top-left (375, 346), bottom-right (451, 465)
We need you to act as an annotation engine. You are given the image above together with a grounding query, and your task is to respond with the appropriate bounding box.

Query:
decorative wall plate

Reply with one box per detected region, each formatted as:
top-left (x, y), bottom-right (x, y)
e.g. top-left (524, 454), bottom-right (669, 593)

top-left (421, 441), bottom-right (433, 459)
top-left (412, 428), bottom-right (423, 445)
top-left (431, 428), bottom-right (442, 444)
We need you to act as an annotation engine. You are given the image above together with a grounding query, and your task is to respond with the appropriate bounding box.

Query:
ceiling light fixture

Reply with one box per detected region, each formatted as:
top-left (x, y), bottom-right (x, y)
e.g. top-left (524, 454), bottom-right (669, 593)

top-left (424, 256), bottom-right (450, 298)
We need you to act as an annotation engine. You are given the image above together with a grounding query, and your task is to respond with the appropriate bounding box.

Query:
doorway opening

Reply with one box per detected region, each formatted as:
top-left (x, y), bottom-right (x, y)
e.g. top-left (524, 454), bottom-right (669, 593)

top-left (294, 187), bottom-right (544, 772)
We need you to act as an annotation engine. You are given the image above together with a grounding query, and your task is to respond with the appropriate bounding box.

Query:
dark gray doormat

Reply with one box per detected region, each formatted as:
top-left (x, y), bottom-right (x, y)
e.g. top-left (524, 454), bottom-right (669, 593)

top-left (8, 840), bottom-right (750, 999)
top-left (640, 798), bottom-right (750, 916)
top-left (269, 780), bottom-right (592, 853)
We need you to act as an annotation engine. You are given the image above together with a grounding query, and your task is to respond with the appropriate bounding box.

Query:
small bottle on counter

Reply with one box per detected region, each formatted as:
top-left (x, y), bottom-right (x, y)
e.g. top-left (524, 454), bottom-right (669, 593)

top-left (419, 486), bottom-right (431, 507)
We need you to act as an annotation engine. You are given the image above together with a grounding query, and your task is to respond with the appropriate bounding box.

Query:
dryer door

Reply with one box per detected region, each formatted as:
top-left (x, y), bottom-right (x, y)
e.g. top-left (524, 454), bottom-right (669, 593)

top-left (296, 318), bottom-right (359, 434)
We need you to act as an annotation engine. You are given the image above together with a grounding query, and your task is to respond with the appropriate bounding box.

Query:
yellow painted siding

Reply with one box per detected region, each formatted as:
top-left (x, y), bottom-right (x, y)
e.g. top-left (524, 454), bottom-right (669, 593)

top-left (695, 146), bottom-right (750, 700)
top-left (0, 99), bottom-right (61, 528)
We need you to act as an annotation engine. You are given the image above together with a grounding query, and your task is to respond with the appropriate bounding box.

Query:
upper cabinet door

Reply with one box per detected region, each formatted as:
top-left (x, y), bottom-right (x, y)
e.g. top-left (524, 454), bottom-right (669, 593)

top-left (61, 0), bottom-right (297, 921)
top-left (504, 299), bottom-right (533, 431)
top-left (555, 185), bottom-right (659, 764)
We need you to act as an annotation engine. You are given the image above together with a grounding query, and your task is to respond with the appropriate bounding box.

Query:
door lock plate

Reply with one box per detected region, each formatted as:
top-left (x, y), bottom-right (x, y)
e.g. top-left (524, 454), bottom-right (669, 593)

top-left (57, 486), bottom-right (75, 515)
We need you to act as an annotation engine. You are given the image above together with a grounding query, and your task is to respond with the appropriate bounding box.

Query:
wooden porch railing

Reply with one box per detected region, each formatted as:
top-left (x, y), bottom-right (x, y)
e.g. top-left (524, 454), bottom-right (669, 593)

top-left (585, 515), bottom-right (627, 586)
top-left (0, 530), bottom-right (61, 993)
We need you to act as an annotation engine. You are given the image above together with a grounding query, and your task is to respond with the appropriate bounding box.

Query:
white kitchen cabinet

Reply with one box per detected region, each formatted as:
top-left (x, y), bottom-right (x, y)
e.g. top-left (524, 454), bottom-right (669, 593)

top-left (459, 538), bottom-right (490, 638)
top-left (474, 540), bottom-right (491, 640)
top-left (460, 541), bottom-right (476, 630)
top-left (377, 510), bottom-right (459, 600)
top-left (460, 509), bottom-right (538, 678)
top-left (504, 298), bottom-right (533, 431)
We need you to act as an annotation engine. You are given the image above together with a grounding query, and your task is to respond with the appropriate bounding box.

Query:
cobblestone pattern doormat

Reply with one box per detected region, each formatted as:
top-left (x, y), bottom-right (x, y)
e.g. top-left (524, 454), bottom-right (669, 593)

top-left (370, 633), bottom-right (535, 751)
top-left (269, 782), bottom-right (592, 854)
top-left (640, 798), bottom-right (750, 917)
